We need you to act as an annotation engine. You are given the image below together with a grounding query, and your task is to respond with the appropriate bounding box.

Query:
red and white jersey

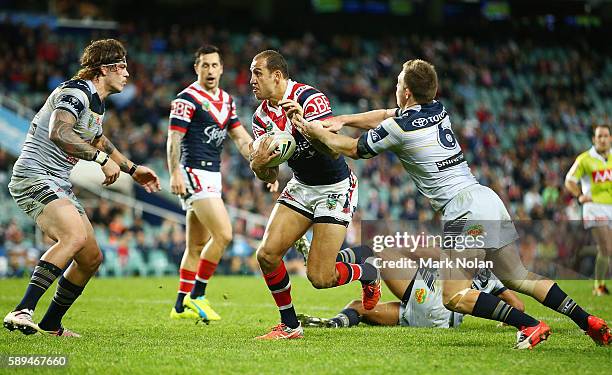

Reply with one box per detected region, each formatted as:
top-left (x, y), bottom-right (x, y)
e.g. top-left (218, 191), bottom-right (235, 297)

top-left (252, 80), bottom-right (350, 185)
top-left (169, 82), bottom-right (242, 172)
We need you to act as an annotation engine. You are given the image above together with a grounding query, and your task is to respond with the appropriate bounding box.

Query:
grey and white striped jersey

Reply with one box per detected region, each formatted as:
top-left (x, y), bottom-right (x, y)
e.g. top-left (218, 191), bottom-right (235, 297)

top-left (12, 79), bottom-right (105, 181)
top-left (357, 100), bottom-right (478, 211)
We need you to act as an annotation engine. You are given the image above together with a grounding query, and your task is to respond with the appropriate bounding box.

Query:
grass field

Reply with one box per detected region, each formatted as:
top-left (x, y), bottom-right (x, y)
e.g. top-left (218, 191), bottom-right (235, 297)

top-left (0, 276), bottom-right (610, 374)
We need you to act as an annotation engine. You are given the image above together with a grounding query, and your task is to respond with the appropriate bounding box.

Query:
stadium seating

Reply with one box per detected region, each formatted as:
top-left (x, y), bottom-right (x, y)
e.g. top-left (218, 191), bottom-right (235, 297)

top-left (0, 20), bottom-right (610, 277)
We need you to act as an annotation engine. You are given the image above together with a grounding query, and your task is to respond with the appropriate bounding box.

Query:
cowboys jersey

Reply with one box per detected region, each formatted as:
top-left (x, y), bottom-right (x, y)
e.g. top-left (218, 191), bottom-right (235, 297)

top-left (12, 79), bottom-right (105, 181)
top-left (357, 100), bottom-right (478, 211)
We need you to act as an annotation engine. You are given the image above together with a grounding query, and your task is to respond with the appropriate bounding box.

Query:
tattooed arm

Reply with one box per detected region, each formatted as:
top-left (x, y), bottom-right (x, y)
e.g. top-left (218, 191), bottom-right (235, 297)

top-left (92, 135), bottom-right (137, 174)
top-left (49, 108), bottom-right (121, 185)
top-left (166, 129), bottom-right (186, 196)
top-left (49, 109), bottom-right (100, 161)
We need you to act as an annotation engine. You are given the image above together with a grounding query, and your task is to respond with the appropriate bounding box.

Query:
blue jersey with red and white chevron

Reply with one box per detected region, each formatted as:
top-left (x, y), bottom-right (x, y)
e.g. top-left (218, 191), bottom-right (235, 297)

top-left (252, 80), bottom-right (350, 185)
top-left (169, 82), bottom-right (242, 172)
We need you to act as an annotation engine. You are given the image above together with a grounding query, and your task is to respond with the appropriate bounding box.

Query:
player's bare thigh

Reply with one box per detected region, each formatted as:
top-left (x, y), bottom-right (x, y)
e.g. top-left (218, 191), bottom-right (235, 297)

top-left (306, 222), bottom-right (348, 288)
top-left (36, 198), bottom-right (88, 268)
top-left (256, 203), bottom-right (312, 272)
top-left (346, 300), bottom-right (401, 326)
top-left (191, 197), bottom-right (231, 246)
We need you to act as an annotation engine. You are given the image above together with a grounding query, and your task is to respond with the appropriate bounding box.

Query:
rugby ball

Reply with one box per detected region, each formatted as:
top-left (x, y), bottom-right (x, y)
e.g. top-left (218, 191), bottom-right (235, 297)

top-left (252, 131), bottom-right (296, 167)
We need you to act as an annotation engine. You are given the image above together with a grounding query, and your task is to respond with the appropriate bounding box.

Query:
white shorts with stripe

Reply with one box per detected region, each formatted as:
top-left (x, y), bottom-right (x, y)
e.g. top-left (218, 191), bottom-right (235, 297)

top-left (179, 166), bottom-right (222, 211)
top-left (442, 184), bottom-right (519, 250)
top-left (398, 275), bottom-right (462, 328)
top-left (582, 202), bottom-right (612, 229)
top-left (277, 173), bottom-right (358, 227)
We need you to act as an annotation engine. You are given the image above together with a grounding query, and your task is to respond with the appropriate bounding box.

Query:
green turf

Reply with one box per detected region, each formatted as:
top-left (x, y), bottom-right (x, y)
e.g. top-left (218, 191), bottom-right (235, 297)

top-left (0, 277), bottom-right (610, 374)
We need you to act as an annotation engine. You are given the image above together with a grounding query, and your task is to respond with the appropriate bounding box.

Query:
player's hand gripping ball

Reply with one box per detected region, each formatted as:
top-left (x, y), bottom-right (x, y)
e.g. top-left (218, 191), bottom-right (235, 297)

top-left (252, 131), bottom-right (296, 167)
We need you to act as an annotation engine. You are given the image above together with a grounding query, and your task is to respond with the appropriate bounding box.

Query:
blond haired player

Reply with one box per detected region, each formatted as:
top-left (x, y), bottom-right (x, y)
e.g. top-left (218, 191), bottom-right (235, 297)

top-left (293, 59), bottom-right (610, 349)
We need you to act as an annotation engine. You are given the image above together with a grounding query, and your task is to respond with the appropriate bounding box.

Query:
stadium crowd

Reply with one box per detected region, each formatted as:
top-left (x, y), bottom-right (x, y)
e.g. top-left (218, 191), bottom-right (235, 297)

top-left (0, 20), bottom-right (609, 277)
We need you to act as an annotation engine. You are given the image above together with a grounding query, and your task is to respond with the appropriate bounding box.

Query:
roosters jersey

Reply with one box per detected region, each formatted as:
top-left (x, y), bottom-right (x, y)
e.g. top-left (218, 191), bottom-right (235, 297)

top-left (169, 82), bottom-right (242, 172)
top-left (357, 100), bottom-right (478, 211)
top-left (252, 80), bottom-right (350, 185)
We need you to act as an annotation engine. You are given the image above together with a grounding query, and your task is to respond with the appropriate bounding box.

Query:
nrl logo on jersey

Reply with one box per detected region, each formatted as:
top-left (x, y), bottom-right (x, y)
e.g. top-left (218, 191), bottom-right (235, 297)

top-left (201, 100), bottom-right (211, 112)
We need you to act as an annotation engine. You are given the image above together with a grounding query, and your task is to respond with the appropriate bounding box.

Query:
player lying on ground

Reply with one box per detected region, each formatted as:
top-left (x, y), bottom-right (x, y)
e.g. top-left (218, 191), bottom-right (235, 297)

top-left (3, 39), bottom-right (161, 337)
top-left (298, 246), bottom-right (524, 329)
top-left (167, 45), bottom-right (277, 322)
top-left (288, 58), bottom-right (610, 349)
top-left (248, 50), bottom-right (380, 340)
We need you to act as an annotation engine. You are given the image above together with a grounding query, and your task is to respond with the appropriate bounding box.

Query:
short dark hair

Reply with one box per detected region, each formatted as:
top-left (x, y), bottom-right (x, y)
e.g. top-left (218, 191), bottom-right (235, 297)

top-left (194, 45), bottom-right (222, 65)
top-left (73, 39), bottom-right (126, 80)
top-left (402, 59), bottom-right (438, 103)
top-left (592, 124), bottom-right (611, 137)
top-left (254, 50), bottom-right (288, 78)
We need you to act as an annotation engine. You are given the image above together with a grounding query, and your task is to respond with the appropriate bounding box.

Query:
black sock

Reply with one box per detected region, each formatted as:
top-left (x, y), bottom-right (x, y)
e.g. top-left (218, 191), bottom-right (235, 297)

top-left (331, 308), bottom-right (361, 327)
top-left (359, 262), bottom-right (379, 284)
top-left (175, 292), bottom-right (187, 312)
top-left (38, 276), bottom-right (84, 331)
top-left (472, 291), bottom-right (539, 329)
top-left (190, 280), bottom-right (207, 299)
top-left (336, 246), bottom-right (375, 264)
top-left (542, 283), bottom-right (589, 331)
top-left (280, 306), bottom-right (299, 329)
top-left (16, 260), bottom-right (63, 311)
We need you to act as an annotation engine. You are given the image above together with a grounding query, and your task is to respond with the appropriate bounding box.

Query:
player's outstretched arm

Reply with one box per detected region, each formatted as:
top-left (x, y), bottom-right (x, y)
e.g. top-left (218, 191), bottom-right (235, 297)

top-left (322, 109), bottom-right (396, 132)
top-left (294, 115), bottom-right (360, 159)
top-left (281, 99), bottom-right (340, 158)
top-left (93, 134), bottom-right (161, 193)
top-left (229, 126), bottom-right (254, 161)
top-left (49, 108), bottom-right (121, 185)
top-left (249, 135), bottom-right (279, 184)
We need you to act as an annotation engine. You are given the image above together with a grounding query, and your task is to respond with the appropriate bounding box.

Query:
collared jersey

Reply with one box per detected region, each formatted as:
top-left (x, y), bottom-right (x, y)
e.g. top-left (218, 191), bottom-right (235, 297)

top-left (568, 146), bottom-right (612, 204)
top-left (12, 79), bottom-right (105, 180)
top-left (252, 79), bottom-right (350, 185)
top-left (169, 82), bottom-right (242, 172)
top-left (357, 100), bottom-right (479, 211)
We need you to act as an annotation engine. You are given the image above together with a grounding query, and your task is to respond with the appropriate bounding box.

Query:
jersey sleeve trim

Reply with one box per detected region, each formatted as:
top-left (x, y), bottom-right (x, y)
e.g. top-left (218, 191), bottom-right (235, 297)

top-left (169, 125), bottom-right (187, 133)
top-left (229, 119), bottom-right (242, 129)
top-left (298, 88), bottom-right (333, 121)
top-left (55, 87), bottom-right (88, 119)
top-left (357, 132), bottom-right (377, 159)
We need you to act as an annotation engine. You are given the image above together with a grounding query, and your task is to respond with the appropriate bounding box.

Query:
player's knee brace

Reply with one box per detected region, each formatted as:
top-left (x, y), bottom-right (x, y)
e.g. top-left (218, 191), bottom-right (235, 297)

top-left (444, 288), bottom-right (474, 312)
top-left (502, 277), bottom-right (540, 296)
